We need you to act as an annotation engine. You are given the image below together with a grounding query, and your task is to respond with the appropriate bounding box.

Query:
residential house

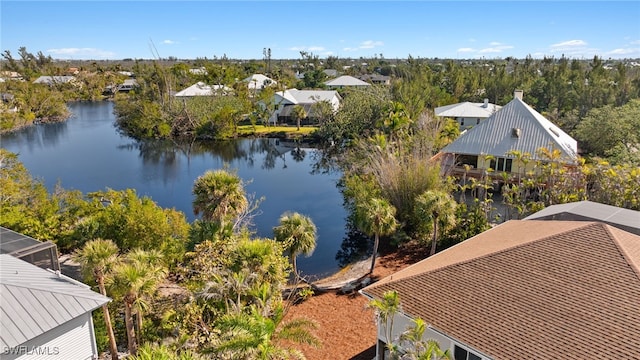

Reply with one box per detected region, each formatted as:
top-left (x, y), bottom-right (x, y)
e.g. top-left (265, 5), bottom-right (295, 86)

top-left (32, 76), bottom-right (76, 86)
top-left (434, 90), bottom-right (578, 179)
top-left (117, 78), bottom-right (138, 92)
top-left (0, 71), bottom-right (23, 81)
top-left (173, 81), bottom-right (231, 97)
top-left (267, 88), bottom-right (341, 125)
top-left (189, 67), bottom-right (208, 76)
top-left (523, 200), bottom-right (640, 235)
top-left (360, 219), bottom-right (640, 360)
top-left (324, 75), bottom-right (371, 89)
top-left (435, 98), bottom-right (502, 130)
top-left (243, 74), bottom-right (277, 91)
top-left (358, 74), bottom-right (391, 85)
top-left (0, 254), bottom-right (110, 360)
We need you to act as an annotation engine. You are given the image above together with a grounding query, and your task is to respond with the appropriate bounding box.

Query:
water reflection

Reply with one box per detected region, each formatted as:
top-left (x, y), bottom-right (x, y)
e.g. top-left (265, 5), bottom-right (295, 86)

top-left (1, 101), bottom-right (367, 277)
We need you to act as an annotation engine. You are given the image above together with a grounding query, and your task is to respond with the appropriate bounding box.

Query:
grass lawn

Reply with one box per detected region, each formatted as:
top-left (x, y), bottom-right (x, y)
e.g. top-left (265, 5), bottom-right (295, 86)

top-left (237, 124), bottom-right (318, 138)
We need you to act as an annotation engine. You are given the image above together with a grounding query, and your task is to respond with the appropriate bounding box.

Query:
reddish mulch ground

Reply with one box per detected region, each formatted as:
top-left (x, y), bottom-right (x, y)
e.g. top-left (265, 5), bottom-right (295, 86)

top-left (283, 243), bottom-right (425, 360)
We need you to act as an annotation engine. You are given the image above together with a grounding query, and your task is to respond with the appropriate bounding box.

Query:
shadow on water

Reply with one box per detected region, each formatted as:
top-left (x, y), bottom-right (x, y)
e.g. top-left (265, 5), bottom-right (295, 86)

top-left (335, 218), bottom-right (372, 268)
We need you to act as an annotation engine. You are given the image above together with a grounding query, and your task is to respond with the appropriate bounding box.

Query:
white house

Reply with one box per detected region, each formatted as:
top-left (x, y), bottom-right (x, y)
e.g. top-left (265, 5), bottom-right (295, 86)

top-left (361, 218), bottom-right (640, 360)
top-left (243, 74), bottom-right (277, 90)
top-left (266, 88), bottom-right (341, 125)
top-left (324, 75), bottom-right (371, 89)
top-left (435, 90), bottom-right (578, 179)
top-left (0, 254), bottom-right (110, 360)
top-left (173, 81), bottom-right (231, 97)
top-left (435, 98), bottom-right (502, 130)
top-left (32, 76), bottom-right (75, 85)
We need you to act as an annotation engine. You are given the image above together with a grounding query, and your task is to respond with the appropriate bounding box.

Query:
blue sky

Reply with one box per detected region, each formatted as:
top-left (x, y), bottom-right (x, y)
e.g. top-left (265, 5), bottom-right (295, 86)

top-left (2, 1), bottom-right (639, 60)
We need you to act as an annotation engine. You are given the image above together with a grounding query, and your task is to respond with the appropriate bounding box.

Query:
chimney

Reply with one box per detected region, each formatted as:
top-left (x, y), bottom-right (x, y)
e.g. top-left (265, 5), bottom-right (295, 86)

top-left (483, 98), bottom-right (489, 108)
top-left (514, 89), bottom-right (523, 100)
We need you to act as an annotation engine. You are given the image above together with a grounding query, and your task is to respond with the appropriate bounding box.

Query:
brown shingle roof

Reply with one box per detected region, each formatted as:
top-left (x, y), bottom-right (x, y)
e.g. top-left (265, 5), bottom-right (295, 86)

top-left (361, 220), bottom-right (640, 360)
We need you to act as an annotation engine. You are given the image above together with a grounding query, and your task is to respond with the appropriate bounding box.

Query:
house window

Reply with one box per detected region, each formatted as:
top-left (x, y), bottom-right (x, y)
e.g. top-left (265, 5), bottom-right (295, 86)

top-left (476, 118), bottom-right (480, 124)
top-left (460, 119), bottom-right (465, 126)
top-left (454, 345), bottom-right (482, 360)
top-left (457, 155), bottom-right (478, 169)
top-left (489, 157), bottom-right (513, 172)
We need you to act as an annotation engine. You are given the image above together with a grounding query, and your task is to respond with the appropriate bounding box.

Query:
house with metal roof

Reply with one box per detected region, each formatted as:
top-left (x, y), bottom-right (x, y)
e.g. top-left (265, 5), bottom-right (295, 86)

top-left (266, 88), bottom-right (341, 125)
top-left (435, 98), bottom-right (502, 130)
top-left (434, 90), bottom-right (578, 180)
top-left (32, 76), bottom-right (75, 86)
top-left (324, 75), bottom-right (371, 89)
top-left (243, 74), bottom-right (277, 91)
top-left (358, 74), bottom-right (391, 85)
top-left (360, 220), bottom-right (640, 360)
top-left (524, 200), bottom-right (640, 235)
top-left (173, 81), bottom-right (231, 97)
top-left (0, 254), bottom-right (110, 360)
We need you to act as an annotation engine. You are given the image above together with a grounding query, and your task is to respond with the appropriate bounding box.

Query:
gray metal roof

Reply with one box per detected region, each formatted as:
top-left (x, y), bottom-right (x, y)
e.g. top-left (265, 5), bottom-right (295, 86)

top-left (435, 101), bottom-right (502, 118)
top-left (440, 97), bottom-right (578, 162)
top-left (174, 81), bottom-right (230, 97)
top-left (524, 201), bottom-right (640, 235)
top-left (324, 75), bottom-right (371, 87)
top-left (32, 76), bottom-right (75, 84)
top-left (0, 254), bottom-right (110, 348)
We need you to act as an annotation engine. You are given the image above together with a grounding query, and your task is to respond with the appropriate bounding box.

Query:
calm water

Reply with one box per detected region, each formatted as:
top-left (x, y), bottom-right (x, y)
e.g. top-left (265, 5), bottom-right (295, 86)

top-left (1, 101), bottom-right (351, 278)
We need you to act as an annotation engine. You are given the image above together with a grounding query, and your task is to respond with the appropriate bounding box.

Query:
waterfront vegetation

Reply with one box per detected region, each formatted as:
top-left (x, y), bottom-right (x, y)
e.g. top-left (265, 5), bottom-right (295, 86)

top-left (2, 47), bottom-right (640, 358)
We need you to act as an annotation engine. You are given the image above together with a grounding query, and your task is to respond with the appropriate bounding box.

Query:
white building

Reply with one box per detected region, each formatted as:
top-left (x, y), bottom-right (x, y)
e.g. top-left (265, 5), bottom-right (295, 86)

top-left (435, 98), bottom-right (501, 130)
top-left (0, 254), bottom-right (110, 360)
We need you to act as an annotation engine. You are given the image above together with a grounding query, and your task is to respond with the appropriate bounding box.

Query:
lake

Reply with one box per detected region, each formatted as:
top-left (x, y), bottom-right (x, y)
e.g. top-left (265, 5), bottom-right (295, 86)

top-left (1, 101), bottom-right (356, 279)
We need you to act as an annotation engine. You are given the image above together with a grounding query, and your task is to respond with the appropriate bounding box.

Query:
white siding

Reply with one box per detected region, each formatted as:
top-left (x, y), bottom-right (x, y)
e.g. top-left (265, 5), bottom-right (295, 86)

top-left (2, 314), bottom-right (98, 360)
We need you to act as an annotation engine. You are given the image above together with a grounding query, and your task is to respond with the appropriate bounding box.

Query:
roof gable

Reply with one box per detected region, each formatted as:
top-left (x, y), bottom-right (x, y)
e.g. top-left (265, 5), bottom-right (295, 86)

top-left (275, 89), bottom-right (340, 105)
top-left (440, 98), bottom-right (578, 161)
top-left (174, 81), bottom-right (230, 97)
top-left (524, 200), bottom-right (640, 235)
top-left (325, 75), bottom-right (370, 87)
top-left (435, 101), bottom-right (502, 118)
top-left (362, 221), bottom-right (640, 360)
top-left (0, 255), bottom-right (110, 348)
top-left (243, 74), bottom-right (276, 89)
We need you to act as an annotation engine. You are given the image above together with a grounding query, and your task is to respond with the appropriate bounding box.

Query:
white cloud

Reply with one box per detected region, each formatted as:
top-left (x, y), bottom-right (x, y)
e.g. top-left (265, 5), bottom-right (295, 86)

top-left (607, 48), bottom-right (638, 55)
top-left (46, 47), bottom-right (116, 59)
top-left (630, 40), bottom-right (640, 45)
top-left (478, 43), bottom-right (514, 54)
top-left (163, 40), bottom-right (176, 45)
top-left (457, 47), bottom-right (475, 53)
top-left (360, 40), bottom-right (383, 49)
top-left (289, 46), bottom-right (325, 53)
top-left (343, 47), bottom-right (357, 52)
top-left (551, 40), bottom-right (587, 48)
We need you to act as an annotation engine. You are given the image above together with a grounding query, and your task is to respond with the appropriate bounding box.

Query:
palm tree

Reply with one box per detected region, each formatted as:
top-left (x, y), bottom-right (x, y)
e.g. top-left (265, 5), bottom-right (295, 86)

top-left (192, 169), bottom-right (248, 229)
top-left (273, 212), bottom-right (317, 281)
top-left (398, 318), bottom-right (451, 360)
top-left (368, 290), bottom-right (400, 354)
top-left (214, 303), bottom-right (320, 359)
top-left (355, 197), bottom-right (398, 274)
top-left (107, 250), bottom-right (167, 356)
top-left (73, 238), bottom-right (120, 360)
top-left (415, 190), bottom-right (457, 257)
top-left (290, 104), bottom-right (306, 131)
